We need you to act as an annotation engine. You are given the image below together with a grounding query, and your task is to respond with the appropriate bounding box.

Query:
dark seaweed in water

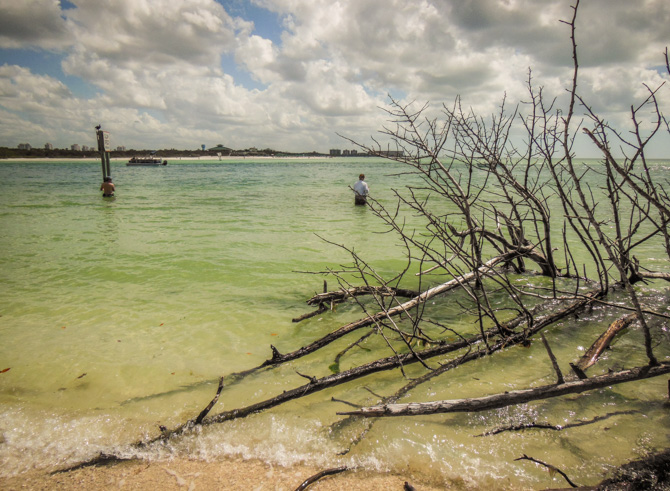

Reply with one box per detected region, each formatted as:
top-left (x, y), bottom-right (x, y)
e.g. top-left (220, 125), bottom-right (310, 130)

top-left (597, 449), bottom-right (670, 490)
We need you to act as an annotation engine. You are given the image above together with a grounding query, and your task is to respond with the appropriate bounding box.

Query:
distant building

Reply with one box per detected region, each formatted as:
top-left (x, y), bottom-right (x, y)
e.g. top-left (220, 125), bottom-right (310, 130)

top-left (208, 144), bottom-right (232, 152)
top-left (335, 149), bottom-right (358, 156)
top-left (377, 150), bottom-right (404, 158)
top-left (71, 144), bottom-right (81, 151)
top-left (329, 149), bottom-right (341, 156)
top-left (82, 145), bottom-right (91, 152)
top-left (18, 143), bottom-right (32, 150)
top-left (44, 143), bottom-right (53, 150)
top-left (116, 146), bottom-right (126, 151)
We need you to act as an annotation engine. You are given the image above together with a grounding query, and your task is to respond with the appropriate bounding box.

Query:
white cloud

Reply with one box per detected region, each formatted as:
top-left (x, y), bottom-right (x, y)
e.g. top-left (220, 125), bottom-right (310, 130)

top-left (235, 34), bottom-right (279, 84)
top-left (0, 0), bottom-right (72, 50)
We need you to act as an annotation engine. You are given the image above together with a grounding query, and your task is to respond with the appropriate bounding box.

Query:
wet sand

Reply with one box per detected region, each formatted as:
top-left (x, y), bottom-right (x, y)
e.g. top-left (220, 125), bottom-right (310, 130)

top-left (0, 457), bottom-right (448, 490)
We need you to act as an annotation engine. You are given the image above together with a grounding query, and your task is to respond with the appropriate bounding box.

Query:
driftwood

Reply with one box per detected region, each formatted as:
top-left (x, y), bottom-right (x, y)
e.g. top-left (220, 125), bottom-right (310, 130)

top-left (514, 454), bottom-right (580, 488)
top-left (541, 333), bottom-right (565, 384)
top-left (333, 345), bottom-right (478, 455)
top-left (294, 466), bottom-right (350, 490)
top-left (337, 362), bottom-right (670, 418)
top-left (292, 304), bottom-right (327, 323)
top-left (475, 410), bottom-right (640, 437)
top-left (207, 340), bottom-right (479, 425)
top-left (191, 377), bottom-right (224, 425)
top-left (576, 313), bottom-right (637, 371)
top-left (305, 285), bottom-right (420, 307)
top-left (640, 271), bottom-right (670, 282)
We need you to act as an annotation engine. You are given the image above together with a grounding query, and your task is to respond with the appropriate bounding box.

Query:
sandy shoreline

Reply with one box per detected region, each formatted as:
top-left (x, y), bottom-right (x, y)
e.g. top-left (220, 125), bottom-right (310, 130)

top-left (0, 457), bottom-right (448, 490)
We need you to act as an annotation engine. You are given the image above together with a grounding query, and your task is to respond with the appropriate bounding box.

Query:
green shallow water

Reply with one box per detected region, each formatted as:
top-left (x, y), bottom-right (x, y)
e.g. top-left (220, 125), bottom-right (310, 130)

top-left (1, 157), bottom-right (669, 489)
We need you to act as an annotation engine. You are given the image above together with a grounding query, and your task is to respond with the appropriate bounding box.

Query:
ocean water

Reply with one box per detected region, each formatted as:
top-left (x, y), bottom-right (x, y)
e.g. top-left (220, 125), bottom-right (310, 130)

top-left (1, 157), bottom-right (669, 489)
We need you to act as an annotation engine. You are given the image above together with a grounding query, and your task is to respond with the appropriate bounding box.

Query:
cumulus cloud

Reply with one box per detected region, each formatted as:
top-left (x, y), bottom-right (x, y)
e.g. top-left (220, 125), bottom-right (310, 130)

top-left (0, 0), bottom-right (668, 154)
top-left (0, 0), bottom-right (72, 49)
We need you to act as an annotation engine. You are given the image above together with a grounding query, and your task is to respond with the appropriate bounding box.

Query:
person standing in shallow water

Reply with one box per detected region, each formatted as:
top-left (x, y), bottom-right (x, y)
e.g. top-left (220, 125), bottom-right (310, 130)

top-left (100, 176), bottom-right (115, 197)
top-left (353, 173), bottom-right (369, 205)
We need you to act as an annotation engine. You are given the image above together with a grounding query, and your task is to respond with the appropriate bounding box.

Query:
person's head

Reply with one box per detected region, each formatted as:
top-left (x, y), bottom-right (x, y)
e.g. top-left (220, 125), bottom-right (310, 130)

top-left (359, 174), bottom-right (365, 180)
top-left (105, 176), bottom-right (112, 182)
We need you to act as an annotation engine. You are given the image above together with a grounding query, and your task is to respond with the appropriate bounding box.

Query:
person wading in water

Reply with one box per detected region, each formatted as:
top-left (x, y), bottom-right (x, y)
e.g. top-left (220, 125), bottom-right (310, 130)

top-left (353, 173), bottom-right (369, 205)
top-left (100, 176), bottom-right (115, 197)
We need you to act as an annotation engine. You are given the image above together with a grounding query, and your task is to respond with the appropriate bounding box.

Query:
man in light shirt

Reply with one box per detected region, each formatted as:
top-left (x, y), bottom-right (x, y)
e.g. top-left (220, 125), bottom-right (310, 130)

top-left (353, 173), bottom-right (369, 205)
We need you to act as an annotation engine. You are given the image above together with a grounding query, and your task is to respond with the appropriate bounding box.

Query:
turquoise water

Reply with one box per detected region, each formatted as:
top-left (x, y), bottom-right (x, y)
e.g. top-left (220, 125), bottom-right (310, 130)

top-left (1, 157), bottom-right (669, 489)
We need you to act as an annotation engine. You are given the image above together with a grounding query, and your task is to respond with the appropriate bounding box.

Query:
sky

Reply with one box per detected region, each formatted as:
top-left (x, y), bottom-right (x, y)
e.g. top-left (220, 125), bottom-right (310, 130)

top-left (0, 0), bottom-right (668, 156)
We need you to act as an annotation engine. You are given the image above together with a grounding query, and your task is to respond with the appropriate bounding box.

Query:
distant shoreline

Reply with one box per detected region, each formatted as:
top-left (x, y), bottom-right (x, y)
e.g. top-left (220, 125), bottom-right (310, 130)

top-left (0, 155), bottom-right (338, 162)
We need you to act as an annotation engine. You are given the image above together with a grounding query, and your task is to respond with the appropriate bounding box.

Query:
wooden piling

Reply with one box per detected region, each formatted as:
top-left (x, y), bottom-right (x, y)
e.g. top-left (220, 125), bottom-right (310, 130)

top-left (96, 127), bottom-right (111, 180)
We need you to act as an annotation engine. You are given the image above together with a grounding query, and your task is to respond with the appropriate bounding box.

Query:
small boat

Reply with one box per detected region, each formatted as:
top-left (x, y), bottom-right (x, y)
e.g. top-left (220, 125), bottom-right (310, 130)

top-left (127, 156), bottom-right (167, 166)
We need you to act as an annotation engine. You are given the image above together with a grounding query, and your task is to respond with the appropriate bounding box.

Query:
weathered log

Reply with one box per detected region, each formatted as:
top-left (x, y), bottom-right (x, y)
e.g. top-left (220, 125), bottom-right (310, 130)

top-left (640, 271), bottom-right (670, 282)
top-left (337, 362), bottom-right (670, 418)
top-left (576, 312), bottom-right (637, 371)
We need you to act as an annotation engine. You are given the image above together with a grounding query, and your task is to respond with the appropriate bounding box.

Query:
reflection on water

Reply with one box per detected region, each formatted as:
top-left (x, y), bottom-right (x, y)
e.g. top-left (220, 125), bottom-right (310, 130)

top-left (0, 158), bottom-right (669, 488)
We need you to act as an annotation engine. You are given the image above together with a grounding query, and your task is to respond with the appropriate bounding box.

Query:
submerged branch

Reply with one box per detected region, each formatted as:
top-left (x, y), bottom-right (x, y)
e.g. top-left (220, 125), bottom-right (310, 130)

top-left (514, 454), bottom-right (580, 488)
top-left (305, 285), bottom-right (421, 307)
top-left (475, 410), bottom-right (640, 437)
top-left (576, 313), bottom-right (637, 371)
